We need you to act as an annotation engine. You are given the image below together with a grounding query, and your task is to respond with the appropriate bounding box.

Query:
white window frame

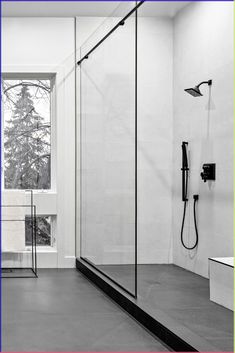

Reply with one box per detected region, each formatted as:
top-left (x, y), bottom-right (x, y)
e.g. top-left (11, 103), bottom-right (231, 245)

top-left (2, 72), bottom-right (56, 192)
top-left (2, 72), bottom-right (57, 251)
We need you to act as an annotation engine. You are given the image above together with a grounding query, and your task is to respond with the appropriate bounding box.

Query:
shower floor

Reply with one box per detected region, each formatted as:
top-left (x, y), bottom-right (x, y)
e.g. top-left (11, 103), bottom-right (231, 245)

top-left (96, 263), bottom-right (233, 351)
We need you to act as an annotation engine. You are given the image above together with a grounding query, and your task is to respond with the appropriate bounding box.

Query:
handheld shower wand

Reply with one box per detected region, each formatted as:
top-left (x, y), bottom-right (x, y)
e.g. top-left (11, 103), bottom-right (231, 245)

top-left (181, 142), bottom-right (188, 202)
top-left (180, 142), bottom-right (199, 250)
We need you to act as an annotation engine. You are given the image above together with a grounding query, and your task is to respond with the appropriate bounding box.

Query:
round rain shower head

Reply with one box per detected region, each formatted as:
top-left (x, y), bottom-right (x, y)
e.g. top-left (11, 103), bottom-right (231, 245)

top-left (184, 79), bottom-right (212, 97)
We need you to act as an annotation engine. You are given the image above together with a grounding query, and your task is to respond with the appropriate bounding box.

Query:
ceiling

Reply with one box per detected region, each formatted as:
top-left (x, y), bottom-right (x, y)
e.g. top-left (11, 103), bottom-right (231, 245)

top-left (2, 1), bottom-right (191, 18)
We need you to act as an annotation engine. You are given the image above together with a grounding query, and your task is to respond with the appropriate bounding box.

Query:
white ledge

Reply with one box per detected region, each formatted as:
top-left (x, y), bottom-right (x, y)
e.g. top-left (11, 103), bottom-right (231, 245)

top-left (209, 257), bottom-right (234, 268)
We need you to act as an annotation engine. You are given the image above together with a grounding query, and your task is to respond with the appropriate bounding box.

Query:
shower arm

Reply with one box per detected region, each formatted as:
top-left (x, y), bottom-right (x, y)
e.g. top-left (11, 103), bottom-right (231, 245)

top-left (197, 80), bottom-right (212, 88)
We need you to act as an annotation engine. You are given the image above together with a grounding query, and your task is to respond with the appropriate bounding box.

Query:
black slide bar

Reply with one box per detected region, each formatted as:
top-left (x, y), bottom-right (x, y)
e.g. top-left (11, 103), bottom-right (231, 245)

top-left (77, 1), bottom-right (145, 66)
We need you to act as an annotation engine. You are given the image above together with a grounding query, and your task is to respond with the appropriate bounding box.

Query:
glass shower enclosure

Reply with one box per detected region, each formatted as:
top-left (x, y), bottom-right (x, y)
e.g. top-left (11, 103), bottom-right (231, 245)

top-left (77, 2), bottom-right (141, 297)
top-left (76, 1), bottom-right (234, 351)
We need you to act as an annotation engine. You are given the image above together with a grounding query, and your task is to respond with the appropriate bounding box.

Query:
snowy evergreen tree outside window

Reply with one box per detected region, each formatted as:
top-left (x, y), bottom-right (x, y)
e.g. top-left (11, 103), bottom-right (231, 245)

top-left (2, 78), bottom-right (52, 246)
top-left (2, 79), bottom-right (51, 189)
top-left (25, 216), bottom-right (52, 246)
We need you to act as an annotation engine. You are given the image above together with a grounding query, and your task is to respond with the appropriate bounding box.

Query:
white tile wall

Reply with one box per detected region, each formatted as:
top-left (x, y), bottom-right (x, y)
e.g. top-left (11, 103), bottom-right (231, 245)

top-left (172, 2), bottom-right (234, 277)
top-left (137, 16), bottom-right (173, 264)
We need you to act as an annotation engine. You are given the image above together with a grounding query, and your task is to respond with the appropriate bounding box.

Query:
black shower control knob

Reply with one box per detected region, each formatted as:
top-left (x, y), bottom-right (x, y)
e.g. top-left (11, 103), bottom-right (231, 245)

top-left (200, 172), bottom-right (207, 182)
top-left (200, 163), bottom-right (216, 182)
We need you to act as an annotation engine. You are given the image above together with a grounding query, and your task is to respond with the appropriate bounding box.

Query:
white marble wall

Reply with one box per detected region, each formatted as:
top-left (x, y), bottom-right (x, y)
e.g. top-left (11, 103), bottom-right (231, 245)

top-left (137, 17), bottom-right (173, 264)
top-left (172, 2), bottom-right (234, 277)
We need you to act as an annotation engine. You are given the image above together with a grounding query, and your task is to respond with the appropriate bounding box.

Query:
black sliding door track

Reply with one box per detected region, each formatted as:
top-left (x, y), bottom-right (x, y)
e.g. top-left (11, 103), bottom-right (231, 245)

top-left (77, 1), bottom-right (145, 66)
top-left (76, 258), bottom-right (198, 352)
top-left (80, 257), bottom-right (136, 298)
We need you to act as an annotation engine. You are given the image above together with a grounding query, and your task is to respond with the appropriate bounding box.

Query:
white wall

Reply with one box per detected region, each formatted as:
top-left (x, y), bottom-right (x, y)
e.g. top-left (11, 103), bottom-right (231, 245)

top-left (172, 2), bottom-right (234, 277)
top-left (2, 18), bottom-right (76, 268)
top-left (75, 17), bottom-right (106, 260)
top-left (137, 17), bottom-right (173, 264)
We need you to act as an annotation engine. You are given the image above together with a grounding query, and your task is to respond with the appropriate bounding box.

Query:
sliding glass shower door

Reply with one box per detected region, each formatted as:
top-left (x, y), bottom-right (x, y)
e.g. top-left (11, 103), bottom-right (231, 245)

top-left (78, 5), bottom-right (137, 296)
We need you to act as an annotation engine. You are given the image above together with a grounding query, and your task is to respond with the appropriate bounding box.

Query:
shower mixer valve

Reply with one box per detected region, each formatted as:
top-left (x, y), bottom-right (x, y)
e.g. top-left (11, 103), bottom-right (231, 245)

top-left (200, 163), bottom-right (216, 182)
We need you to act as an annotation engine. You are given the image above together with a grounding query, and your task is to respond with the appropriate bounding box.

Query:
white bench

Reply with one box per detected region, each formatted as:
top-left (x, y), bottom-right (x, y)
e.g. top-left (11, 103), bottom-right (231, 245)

top-left (209, 257), bottom-right (234, 311)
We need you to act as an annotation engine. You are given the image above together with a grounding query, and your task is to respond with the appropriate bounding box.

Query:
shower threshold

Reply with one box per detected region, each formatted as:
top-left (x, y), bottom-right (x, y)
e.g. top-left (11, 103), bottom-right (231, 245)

top-left (76, 259), bottom-right (233, 352)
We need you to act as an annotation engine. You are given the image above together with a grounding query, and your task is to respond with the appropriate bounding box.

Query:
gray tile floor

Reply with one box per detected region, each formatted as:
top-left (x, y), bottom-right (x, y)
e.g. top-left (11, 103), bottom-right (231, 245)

top-left (97, 264), bottom-right (234, 352)
top-left (2, 269), bottom-right (170, 352)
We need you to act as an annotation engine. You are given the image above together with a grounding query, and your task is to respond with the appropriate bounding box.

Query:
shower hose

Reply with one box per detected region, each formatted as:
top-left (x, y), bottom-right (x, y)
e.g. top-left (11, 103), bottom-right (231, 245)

top-left (180, 170), bottom-right (199, 250)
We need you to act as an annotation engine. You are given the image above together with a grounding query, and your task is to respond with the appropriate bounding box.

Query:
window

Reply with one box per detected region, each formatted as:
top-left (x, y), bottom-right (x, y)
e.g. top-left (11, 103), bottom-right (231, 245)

top-left (2, 78), bottom-right (52, 190)
top-left (25, 215), bottom-right (53, 247)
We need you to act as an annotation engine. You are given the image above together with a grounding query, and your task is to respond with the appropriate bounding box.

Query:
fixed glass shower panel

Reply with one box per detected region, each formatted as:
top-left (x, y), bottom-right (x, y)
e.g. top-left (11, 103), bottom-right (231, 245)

top-left (79, 4), bottom-right (137, 296)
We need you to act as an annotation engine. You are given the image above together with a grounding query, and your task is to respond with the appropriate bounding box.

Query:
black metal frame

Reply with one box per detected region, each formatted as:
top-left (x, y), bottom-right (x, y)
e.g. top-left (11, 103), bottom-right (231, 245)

top-left (78, 2), bottom-right (142, 298)
top-left (77, 1), bottom-right (145, 66)
top-left (134, 2), bottom-right (138, 298)
top-left (1, 190), bottom-right (38, 278)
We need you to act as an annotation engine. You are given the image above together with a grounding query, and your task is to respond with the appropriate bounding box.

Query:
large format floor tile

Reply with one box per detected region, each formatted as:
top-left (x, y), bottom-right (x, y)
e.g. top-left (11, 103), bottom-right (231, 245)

top-left (97, 263), bottom-right (233, 351)
top-left (2, 269), bottom-right (170, 352)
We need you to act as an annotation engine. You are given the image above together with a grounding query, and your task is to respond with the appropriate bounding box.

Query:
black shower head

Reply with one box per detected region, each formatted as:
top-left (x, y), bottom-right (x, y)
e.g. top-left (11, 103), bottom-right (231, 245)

top-left (184, 86), bottom-right (203, 97)
top-left (184, 80), bottom-right (212, 97)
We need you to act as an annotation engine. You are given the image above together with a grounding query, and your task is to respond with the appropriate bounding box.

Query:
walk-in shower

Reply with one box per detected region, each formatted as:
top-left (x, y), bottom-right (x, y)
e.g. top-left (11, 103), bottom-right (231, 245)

top-left (76, 1), bottom-right (234, 351)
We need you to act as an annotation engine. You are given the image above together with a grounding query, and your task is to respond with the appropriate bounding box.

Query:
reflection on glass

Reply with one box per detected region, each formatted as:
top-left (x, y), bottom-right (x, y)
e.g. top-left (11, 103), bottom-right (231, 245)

top-left (79, 10), bottom-right (136, 295)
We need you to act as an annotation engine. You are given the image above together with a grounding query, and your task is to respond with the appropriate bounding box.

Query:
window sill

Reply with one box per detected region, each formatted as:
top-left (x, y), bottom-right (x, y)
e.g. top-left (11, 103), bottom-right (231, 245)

top-left (24, 247), bottom-right (57, 253)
